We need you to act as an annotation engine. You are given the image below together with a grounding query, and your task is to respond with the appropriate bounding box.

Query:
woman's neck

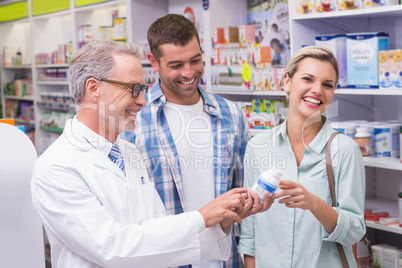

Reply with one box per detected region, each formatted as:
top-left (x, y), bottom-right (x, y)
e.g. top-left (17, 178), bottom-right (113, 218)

top-left (286, 113), bottom-right (324, 146)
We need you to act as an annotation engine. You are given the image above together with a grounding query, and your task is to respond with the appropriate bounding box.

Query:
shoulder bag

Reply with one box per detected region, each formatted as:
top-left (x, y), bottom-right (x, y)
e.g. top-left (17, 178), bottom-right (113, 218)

top-left (326, 132), bottom-right (373, 268)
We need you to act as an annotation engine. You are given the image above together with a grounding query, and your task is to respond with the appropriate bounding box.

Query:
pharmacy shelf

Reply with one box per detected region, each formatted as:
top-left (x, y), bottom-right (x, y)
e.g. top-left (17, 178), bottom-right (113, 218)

top-left (293, 5), bottom-right (402, 20)
top-left (214, 88), bottom-right (402, 96)
top-left (40, 126), bottom-right (64, 133)
top-left (37, 102), bottom-right (74, 112)
top-left (2, 65), bottom-right (32, 69)
top-left (334, 89), bottom-right (402, 96)
top-left (366, 221), bottom-right (402, 235)
top-left (3, 95), bottom-right (34, 101)
top-left (14, 118), bottom-right (35, 125)
top-left (36, 81), bottom-right (69, 85)
top-left (35, 64), bottom-right (69, 69)
top-left (366, 198), bottom-right (399, 217)
top-left (74, 0), bottom-right (127, 12)
top-left (365, 197), bottom-right (402, 234)
top-left (213, 88), bottom-right (287, 97)
top-left (31, 10), bottom-right (71, 21)
top-left (363, 157), bottom-right (402, 171)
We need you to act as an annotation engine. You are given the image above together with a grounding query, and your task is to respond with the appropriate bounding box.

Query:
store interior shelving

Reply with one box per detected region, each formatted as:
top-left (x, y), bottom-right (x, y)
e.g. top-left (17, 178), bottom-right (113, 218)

top-left (1, 0), bottom-right (402, 262)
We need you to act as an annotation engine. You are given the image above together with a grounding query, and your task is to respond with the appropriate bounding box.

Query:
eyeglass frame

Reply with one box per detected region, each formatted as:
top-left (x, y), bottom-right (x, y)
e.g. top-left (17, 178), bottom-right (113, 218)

top-left (99, 78), bottom-right (149, 98)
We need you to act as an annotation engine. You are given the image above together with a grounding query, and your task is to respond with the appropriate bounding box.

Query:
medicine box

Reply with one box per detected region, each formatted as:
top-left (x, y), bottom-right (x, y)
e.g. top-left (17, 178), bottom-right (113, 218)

top-left (255, 46), bottom-right (271, 68)
top-left (239, 25), bottom-right (255, 47)
top-left (224, 27), bottom-right (239, 47)
top-left (379, 50), bottom-right (396, 89)
top-left (315, 34), bottom-right (347, 88)
top-left (297, 0), bottom-right (313, 14)
top-left (337, 0), bottom-right (361, 10)
top-left (394, 49), bottom-right (402, 88)
top-left (212, 28), bottom-right (224, 48)
top-left (346, 32), bottom-right (389, 89)
top-left (383, 247), bottom-right (402, 268)
top-left (363, 0), bottom-right (399, 8)
top-left (372, 244), bottom-right (396, 268)
top-left (314, 0), bottom-right (337, 12)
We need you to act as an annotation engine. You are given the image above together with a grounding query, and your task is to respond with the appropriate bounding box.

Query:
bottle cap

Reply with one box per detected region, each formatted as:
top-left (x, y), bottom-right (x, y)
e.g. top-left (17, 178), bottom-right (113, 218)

top-left (356, 127), bottom-right (369, 133)
top-left (263, 168), bottom-right (283, 182)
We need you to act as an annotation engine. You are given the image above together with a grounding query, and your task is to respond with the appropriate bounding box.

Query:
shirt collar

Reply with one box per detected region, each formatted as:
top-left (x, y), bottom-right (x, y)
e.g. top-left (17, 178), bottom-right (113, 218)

top-left (275, 116), bottom-right (335, 154)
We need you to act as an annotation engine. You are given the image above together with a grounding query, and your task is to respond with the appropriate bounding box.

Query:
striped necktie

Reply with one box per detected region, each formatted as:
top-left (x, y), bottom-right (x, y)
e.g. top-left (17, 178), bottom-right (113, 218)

top-left (108, 144), bottom-right (126, 175)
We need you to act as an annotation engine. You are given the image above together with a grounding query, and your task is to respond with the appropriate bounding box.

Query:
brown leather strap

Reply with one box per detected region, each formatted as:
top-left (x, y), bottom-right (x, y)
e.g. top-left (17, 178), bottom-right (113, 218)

top-left (326, 132), bottom-right (350, 268)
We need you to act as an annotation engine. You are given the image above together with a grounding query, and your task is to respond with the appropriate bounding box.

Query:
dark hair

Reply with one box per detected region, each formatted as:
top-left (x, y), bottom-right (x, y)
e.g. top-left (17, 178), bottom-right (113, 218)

top-left (147, 14), bottom-right (200, 62)
top-left (270, 38), bottom-right (283, 53)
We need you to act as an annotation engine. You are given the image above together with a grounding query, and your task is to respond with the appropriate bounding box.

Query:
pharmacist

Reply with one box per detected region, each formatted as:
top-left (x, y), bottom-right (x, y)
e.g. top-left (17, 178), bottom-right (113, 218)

top-left (31, 40), bottom-right (274, 268)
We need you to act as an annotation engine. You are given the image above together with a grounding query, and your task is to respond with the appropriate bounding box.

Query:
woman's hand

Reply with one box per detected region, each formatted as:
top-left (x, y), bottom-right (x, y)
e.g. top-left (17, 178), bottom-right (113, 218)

top-left (275, 180), bottom-right (338, 233)
top-left (274, 180), bottom-right (317, 211)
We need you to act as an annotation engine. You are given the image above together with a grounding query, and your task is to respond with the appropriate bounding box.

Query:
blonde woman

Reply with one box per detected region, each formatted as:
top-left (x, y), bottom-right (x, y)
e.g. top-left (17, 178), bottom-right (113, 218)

top-left (239, 46), bottom-right (366, 267)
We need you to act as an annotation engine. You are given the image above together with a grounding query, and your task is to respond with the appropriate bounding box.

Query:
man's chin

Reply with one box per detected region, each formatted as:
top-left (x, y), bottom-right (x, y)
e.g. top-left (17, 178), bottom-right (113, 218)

top-left (122, 122), bottom-right (136, 133)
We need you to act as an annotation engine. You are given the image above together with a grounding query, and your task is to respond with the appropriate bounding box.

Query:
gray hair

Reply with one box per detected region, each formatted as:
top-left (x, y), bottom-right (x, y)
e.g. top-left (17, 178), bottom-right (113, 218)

top-left (68, 40), bottom-right (144, 103)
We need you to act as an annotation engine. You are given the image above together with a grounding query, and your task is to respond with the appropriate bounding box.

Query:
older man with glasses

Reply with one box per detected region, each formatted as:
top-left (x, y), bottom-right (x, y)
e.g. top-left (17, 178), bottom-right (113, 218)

top-left (31, 40), bottom-right (274, 268)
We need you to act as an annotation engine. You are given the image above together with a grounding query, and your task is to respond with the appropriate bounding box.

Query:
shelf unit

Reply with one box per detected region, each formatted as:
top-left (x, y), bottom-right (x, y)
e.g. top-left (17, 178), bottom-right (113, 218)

top-left (1, 0), bottom-right (401, 251)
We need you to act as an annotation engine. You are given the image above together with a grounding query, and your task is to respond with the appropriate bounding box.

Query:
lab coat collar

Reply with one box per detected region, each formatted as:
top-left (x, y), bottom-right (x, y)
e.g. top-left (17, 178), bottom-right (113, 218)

top-left (64, 116), bottom-right (113, 158)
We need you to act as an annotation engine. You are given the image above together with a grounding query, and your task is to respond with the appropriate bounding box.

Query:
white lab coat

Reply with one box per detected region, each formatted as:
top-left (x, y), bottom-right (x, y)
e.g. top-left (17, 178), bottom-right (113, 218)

top-left (31, 117), bottom-right (231, 268)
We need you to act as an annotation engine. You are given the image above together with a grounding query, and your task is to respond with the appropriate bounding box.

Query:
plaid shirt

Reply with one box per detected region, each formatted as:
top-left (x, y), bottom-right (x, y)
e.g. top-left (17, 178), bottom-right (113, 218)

top-left (122, 81), bottom-right (247, 268)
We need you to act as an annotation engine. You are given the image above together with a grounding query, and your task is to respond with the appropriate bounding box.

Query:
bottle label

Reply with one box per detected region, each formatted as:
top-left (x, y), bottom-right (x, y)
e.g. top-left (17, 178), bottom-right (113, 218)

top-left (257, 178), bottom-right (277, 193)
top-left (355, 137), bottom-right (371, 156)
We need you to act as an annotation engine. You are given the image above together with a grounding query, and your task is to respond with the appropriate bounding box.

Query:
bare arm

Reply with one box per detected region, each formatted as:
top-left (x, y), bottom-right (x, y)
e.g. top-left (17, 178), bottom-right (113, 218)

top-left (244, 254), bottom-right (256, 268)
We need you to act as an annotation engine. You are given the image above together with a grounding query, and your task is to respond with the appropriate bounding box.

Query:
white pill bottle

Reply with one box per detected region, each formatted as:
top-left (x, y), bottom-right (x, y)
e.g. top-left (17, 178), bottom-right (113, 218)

top-left (251, 169), bottom-right (283, 201)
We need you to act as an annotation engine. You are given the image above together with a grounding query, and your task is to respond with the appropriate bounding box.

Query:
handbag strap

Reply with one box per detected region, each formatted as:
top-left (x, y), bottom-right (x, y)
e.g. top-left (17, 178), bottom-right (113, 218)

top-left (326, 132), bottom-right (350, 268)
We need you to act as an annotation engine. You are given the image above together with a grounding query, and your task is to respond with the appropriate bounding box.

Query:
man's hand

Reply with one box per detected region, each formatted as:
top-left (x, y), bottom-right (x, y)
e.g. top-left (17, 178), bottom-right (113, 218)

top-left (218, 188), bottom-right (275, 230)
top-left (198, 187), bottom-right (248, 228)
top-left (238, 188), bottom-right (275, 219)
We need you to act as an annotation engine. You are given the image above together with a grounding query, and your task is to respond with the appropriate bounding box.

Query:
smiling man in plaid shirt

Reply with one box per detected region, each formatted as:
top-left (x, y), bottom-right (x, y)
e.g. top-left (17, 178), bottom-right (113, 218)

top-left (123, 14), bottom-right (248, 267)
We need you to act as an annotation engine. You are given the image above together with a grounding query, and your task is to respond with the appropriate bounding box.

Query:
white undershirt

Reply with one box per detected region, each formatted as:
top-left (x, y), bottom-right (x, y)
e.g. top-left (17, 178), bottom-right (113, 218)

top-left (165, 98), bottom-right (220, 267)
top-left (164, 97), bottom-right (215, 212)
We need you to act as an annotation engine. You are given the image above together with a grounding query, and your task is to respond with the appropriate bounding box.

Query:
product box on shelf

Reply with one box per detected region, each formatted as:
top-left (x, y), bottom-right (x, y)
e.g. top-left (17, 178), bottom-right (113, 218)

top-left (239, 25), bottom-right (255, 47)
top-left (314, 0), bottom-right (337, 12)
top-left (254, 46), bottom-right (271, 68)
top-left (372, 244), bottom-right (398, 268)
top-left (383, 247), bottom-right (402, 268)
top-left (315, 34), bottom-right (347, 88)
top-left (394, 49), bottom-right (402, 88)
top-left (212, 28), bottom-right (225, 48)
top-left (346, 32), bottom-right (389, 89)
top-left (362, 0), bottom-right (399, 8)
top-left (337, 0), bottom-right (361, 10)
top-left (297, 0), bottom-right (314, 14)
top-left (114, 17), bottom-right (127, 41)
top-left (255, 68), bottom-right (274, 91)
top-left (379, 50), bottom-right (396, 89)
top-left (211, 65), bottom-right (252, 92)
top-left (237, 47), bottom-right (248, 65)
top-left (224, 27), bottom-right (239, 47)
top-left (211, 48), bottom-right (220, 65)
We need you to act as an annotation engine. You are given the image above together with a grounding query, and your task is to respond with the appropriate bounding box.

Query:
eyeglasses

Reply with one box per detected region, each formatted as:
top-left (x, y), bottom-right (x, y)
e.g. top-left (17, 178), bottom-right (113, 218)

top-left (100, 78), bottom-right (149, 98)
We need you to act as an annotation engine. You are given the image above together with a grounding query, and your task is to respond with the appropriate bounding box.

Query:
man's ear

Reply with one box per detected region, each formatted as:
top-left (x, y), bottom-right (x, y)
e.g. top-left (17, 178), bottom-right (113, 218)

top-left (85, 78), bottom-right (99, 101)
top-left (148, 53), bottom-right (160, 72)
